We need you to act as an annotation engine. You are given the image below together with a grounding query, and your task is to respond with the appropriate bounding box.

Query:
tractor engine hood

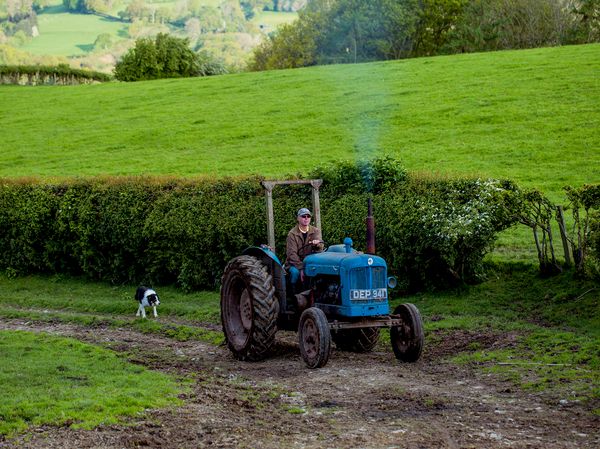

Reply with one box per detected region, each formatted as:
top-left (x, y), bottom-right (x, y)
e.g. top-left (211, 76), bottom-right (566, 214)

top-left (303, 250), bottom-right (388, 277)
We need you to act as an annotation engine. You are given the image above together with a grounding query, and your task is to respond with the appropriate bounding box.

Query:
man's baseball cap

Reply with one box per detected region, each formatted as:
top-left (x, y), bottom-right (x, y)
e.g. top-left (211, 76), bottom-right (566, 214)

top-left (297, 208), bottom-right (312, 217)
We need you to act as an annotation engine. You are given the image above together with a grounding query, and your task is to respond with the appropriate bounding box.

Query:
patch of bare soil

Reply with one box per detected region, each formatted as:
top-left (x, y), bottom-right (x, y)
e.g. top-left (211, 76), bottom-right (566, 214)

top-left (0, 319), bottom-right (598, 449)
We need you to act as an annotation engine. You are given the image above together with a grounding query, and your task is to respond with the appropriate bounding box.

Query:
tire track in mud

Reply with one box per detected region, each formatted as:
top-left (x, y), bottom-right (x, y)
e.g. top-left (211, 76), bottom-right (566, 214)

top-left (0, 319), bottom-right (598, 449)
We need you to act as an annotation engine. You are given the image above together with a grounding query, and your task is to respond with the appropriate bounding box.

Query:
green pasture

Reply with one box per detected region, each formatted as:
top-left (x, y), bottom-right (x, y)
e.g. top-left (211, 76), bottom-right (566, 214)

top-left (0, 329), bottom-right (185, 436)
top-left (22, 7), bottom-right (129, 56)
top-left (252, 10), bottom-right (298, 31)
top-left (2, 44), bottom-right (598, 204)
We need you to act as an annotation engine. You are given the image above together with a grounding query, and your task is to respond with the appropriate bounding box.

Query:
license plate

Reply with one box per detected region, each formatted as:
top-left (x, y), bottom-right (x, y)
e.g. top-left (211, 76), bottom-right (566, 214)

top-left (350, 288), bottom-right (387, 301)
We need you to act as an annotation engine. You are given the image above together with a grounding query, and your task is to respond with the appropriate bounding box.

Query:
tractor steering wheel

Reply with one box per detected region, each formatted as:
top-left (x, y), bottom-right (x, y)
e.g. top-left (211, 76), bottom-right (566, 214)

top-left (299, 240), bottom-right (328, 253)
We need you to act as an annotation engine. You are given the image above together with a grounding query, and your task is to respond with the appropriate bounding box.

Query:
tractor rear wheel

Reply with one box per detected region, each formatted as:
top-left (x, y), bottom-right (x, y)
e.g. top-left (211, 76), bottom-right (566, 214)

top-left (298, 307), bottom-right (331, 368)
top-left (390, 303), bottom-right (424, 362)
top-left (221, 255), bottom-right (278, 361)
top-left (332, 327), bottom-right (380, 352)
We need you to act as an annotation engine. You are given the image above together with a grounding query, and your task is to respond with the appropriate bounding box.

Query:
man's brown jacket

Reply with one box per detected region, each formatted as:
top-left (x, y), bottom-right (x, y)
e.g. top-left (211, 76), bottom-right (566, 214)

top-left (285, 225), bottom-right (324, 270)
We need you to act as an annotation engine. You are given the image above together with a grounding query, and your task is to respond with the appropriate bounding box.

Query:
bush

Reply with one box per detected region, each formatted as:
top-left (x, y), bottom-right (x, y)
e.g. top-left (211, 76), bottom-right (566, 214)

top-left (0, 160), bottom-right (519, 291)
top-left (113, 33), bottom-right (224, 82)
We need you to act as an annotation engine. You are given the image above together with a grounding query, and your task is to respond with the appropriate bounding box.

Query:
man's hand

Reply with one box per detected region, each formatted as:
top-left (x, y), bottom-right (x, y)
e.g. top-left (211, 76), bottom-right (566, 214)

top-left (311, 239), bottom-right (322, 245)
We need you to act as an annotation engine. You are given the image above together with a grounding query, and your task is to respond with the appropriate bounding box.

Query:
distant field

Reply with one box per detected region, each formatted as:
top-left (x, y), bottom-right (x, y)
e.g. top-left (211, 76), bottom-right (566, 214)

top-left (20, 1), bottom-right (294, 58)
top-left (22, 6), bottom-right (129, 56)
top-left (252, 10), bottom-right (298, 32)
top-left (2, 44), bottom-right (598, 205)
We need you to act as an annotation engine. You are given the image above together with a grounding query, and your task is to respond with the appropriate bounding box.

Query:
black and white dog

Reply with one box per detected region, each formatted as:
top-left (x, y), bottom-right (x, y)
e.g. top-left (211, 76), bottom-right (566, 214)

top-left (135, 286), bottom-right (160, 318)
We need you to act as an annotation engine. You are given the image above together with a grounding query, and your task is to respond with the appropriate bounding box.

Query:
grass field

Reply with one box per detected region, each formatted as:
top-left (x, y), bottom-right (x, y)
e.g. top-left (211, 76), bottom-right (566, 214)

top-left (0, 268), bottom-right (597, 433)
top-left (252, 10), bottom-right (298, 32)
top-left (0, 329), bottom-right (184, 436)
top-left (2, 44), bottom-right (598, 205)
top-left (22, 5), bottom-right (129, 56)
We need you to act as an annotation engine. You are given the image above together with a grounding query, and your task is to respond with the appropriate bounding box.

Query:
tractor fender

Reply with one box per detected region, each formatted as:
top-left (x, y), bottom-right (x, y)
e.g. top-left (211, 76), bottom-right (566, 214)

top-left (242, 246), bottom-right (286, 305)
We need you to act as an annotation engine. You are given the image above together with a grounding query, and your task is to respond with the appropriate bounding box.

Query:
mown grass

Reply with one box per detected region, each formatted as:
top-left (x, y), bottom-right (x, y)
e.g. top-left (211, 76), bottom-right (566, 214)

top-left (0, 330), bottom-right (186, 437)
top-left (1, 44), bottom-right (598, 205)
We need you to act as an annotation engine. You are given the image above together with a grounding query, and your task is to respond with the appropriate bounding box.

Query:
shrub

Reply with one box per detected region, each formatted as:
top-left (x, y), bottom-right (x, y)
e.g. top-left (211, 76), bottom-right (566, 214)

top-left (113, 33), bottom-right (224, 82)
top-left (0, 159), bottom-right (519, 291)
top-left (0, 183), bottom-right (58, 275)
top-left (564, 184), bottom-right (600, 277)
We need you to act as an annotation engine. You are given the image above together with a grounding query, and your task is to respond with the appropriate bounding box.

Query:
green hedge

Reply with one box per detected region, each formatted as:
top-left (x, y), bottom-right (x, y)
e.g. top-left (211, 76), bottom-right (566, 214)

top-left (0, 159), bottom-right (520, 291)
top-left (0, 65), bottom-right (112, 85)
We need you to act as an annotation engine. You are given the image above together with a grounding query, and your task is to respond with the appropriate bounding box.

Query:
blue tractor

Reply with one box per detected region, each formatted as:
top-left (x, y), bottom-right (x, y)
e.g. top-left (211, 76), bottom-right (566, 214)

top-left (221, 180), bottom-right (424, 368)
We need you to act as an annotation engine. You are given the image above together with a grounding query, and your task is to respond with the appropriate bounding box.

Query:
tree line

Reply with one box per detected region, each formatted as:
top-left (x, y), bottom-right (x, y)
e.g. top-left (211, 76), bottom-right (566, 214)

top-left (249, 0), bottom-right (600, 70)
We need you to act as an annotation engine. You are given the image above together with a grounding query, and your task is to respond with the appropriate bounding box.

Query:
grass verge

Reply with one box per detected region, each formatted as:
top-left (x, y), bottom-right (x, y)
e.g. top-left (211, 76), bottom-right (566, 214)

top-left (392, 264), bottom-right (600, 407)
top-left (0, 330), bottom-right (186, 437)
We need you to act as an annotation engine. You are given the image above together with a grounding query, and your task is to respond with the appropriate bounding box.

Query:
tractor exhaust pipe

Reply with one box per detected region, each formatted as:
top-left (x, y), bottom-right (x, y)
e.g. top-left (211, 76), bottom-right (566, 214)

top-left (366, 197), bottom-right (376, 254)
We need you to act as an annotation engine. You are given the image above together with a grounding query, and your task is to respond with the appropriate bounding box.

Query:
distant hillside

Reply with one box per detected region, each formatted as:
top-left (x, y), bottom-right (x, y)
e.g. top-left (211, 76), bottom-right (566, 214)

top-left (0, 0), bottom-right (300, 72)
top-left (1, 44), bottom-right (598, 203)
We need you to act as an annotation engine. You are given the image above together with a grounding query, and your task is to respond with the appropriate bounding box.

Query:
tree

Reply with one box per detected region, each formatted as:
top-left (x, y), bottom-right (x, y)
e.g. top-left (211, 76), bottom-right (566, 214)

top-left (62, 0), bottom-right (85, 13)
top-left (84, 0), bottom-right (113, 14)
top-left (114, 33), bottom-right (210, 81)
top-left (250, 0), bottom-right (421, 69)
top-left (570, 0), bottom-right (600, 42)
top-left (93, 33), bottom-right (112, 50)
top-left (412, 0), bottom-right (468, 57)
top-left (249, 18), bottom-right (321, 70)
top-left (114, 36), bottom-right (158, 81)
top-left (7, 0), bottom-right (34, 21)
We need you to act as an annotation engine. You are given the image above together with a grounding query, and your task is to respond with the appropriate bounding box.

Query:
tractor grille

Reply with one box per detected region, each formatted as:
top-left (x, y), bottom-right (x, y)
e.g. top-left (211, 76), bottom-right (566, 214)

top-left (349, 266), bottom-right (387, 301)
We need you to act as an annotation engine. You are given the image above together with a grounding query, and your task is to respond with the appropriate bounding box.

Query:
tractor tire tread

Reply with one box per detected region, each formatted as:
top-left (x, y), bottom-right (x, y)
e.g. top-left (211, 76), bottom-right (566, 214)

top-left (221, 255), bottom-right (278, 361)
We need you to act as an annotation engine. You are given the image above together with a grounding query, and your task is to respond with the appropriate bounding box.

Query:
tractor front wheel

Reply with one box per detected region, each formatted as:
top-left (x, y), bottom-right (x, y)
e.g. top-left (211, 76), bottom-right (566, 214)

top-left (221, 255), bottom-right (278, 361)
top-left (390, 303), bottom-right (424, 362)
top-left (298, 307), bottom-right (331, 368)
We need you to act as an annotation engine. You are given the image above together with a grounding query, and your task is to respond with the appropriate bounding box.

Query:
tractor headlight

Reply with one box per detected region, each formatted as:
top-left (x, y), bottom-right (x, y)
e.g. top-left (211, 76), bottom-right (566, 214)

top-left (387, 276), bottom-right (398, 289)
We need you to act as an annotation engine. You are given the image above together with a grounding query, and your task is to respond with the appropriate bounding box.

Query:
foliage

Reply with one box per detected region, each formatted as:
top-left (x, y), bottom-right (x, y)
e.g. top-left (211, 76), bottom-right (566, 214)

top-left (309, 156), bottom-right (408, 195)
top-left (0, 43), bottom-right (69, 66)
top-left (113, 32), bottom-right (224, 81)
top-left (564, 184), bottom-right (600, 276)
top-left (249, 18), bottom-right (320, 70)
top-left (570, 0), bottom-right (600, 43)
top-left (0, 159), bottom-right (522, 291)
top-left (196, 49), bottom-right (228, 76)
top-left (251, 0), bottom-right (421, 67)
top-left (250, 0), bottom-right (600, 69)
top-left (93, 32), bottom-right (112, 51)
top-left (0, 64), bottom-right (111, 84)
top-left (512, 189), bottom-right (562, 276)
top-left (412, 0), bottom-right (468, 56)
top-left (375, 178), bottom-right (518, 289)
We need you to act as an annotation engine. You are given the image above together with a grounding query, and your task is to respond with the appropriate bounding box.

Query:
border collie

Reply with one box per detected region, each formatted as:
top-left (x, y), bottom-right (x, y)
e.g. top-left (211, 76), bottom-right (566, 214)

top-left (135, 286), bottom-right (160, 318)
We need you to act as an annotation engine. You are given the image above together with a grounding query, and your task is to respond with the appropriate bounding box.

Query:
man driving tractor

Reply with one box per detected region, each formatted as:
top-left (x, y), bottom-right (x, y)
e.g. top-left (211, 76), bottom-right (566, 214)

top-left (285, 207), bottom-right (324, 287)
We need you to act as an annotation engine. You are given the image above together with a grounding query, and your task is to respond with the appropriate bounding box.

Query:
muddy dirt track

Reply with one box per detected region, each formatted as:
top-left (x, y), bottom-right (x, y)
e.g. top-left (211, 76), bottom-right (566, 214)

top-left (0, 319), bottom-right (598, 449)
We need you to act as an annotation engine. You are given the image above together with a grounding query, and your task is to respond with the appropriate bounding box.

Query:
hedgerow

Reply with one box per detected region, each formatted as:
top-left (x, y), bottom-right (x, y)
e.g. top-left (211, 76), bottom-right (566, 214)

top-left (0, 159), bottom-right (532, 291)
top-left (0, 65), bottom-right (112, 85)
